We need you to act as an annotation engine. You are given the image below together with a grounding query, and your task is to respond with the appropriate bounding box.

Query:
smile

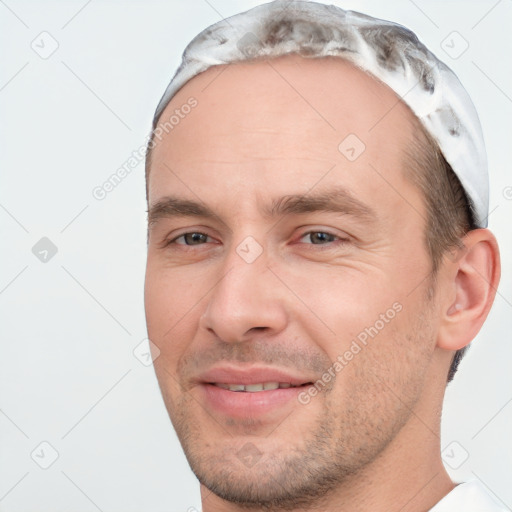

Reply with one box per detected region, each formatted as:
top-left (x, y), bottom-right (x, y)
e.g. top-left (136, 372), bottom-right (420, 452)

top-left (211, 382), bottom-right (304, 392)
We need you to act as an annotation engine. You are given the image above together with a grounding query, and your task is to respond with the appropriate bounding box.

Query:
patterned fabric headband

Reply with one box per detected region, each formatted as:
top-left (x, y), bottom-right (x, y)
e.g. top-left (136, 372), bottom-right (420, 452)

top-left (152, 0), bottom-right (488, 227)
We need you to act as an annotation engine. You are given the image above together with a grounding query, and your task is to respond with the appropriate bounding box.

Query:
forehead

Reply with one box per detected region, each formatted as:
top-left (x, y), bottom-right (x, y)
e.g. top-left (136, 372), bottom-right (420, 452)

top-left (148, 54), bottom-right (419, 217)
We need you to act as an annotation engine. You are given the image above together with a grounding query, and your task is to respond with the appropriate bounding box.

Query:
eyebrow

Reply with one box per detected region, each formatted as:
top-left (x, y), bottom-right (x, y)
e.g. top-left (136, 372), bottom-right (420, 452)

top-left (147, 187), bottom-right (377, 226)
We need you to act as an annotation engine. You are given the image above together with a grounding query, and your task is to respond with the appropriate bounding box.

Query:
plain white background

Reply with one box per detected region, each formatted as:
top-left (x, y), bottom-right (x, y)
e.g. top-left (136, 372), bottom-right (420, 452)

top-left (1, 1), bottom-right (511, 511)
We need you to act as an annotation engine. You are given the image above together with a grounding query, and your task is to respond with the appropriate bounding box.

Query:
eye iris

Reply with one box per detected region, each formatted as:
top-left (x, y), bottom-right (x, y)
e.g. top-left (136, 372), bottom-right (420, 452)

top-left (310, 232), bottom-right (334, 244)
top-left (184, 233), bottom-right (207, 245)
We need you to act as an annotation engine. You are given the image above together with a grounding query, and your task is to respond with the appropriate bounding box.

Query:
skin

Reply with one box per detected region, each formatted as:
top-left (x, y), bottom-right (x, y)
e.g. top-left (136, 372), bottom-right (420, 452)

top-left (144, 55), bottom-right (500, 511)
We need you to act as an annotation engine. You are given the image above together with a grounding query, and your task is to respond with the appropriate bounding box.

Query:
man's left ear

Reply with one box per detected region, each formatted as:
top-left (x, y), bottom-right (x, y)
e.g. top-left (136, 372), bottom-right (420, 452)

top-left (437, 228), bottom-right (501, 351)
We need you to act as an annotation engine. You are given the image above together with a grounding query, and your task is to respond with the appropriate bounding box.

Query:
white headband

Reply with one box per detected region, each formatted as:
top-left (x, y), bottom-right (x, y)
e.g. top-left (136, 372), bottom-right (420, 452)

top-left (152, 0), bottom-right (488, 227)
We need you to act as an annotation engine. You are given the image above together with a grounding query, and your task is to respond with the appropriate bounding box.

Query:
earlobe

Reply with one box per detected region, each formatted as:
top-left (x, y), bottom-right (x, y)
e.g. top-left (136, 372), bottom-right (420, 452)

top-left (437, 229), bottom-right (500, 351)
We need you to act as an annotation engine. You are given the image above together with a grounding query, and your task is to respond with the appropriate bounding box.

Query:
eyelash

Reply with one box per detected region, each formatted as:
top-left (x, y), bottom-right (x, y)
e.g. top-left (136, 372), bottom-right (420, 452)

top-left (164, 230), bottom-right (349, 249)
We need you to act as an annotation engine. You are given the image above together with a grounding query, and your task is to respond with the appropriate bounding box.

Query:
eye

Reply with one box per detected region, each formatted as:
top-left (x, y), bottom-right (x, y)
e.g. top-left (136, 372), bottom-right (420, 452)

top-left (299, 231), bottom-right (342, 245)
top-left (171, 232), bottom-right (213, 245)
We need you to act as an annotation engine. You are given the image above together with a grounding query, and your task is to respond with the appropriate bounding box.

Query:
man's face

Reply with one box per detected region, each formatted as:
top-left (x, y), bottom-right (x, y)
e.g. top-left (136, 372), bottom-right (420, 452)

top-left (145, 55), bottom-right (441, 507)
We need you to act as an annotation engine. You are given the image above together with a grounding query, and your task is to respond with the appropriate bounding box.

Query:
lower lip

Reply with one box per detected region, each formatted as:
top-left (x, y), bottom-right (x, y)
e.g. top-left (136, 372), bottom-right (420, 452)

top-left (200, 384), bottom-right (308, 418)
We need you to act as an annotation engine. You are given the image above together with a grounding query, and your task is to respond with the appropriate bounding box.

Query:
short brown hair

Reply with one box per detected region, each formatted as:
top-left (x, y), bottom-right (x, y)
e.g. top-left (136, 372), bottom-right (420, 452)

top-left (404, 119), bottom-right (477, 382)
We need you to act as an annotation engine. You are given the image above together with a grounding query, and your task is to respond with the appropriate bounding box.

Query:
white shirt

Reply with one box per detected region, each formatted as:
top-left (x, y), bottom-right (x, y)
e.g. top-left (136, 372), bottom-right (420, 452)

top-left (429, 480), bottom-right (509, 511)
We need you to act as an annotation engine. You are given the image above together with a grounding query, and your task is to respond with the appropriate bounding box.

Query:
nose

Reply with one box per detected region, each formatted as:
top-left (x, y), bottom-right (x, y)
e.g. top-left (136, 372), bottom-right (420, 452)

top-left (199, 250), bottom-right (288, 343)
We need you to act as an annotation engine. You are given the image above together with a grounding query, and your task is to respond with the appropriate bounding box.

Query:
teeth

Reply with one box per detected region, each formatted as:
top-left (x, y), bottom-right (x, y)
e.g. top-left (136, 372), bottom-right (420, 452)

top-left (213, 382), bottom-right (298, 392)
top-left (245, 383), bottom-right (264, 392)
top-left (228, 384), bottom-right (245, 392)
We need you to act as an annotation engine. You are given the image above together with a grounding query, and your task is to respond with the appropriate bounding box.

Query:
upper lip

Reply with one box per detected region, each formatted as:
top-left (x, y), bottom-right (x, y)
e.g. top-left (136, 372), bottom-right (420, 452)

top-left (196, 364), bottom-right (314, 386)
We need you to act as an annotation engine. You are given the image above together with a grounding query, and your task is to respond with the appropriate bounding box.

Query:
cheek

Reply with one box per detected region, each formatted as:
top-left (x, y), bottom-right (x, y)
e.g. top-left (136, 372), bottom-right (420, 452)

top-left (144, 262), bottom-right (204, 358)
top-left (284, 259), bottom-right (434, 394)
top-left (336, 297), bottom-right (436, 403)
top-left (283, 263), bottom-right (404, 341)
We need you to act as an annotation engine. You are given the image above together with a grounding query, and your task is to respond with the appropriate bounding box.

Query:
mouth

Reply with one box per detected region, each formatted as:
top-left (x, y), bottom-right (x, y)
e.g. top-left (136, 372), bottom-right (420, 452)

top-left (195, 366), bottom-right (316, 419)
top-left (199, 381), bottom-right (313, 419)
top-left (209, 382), bottom-right (310, 392)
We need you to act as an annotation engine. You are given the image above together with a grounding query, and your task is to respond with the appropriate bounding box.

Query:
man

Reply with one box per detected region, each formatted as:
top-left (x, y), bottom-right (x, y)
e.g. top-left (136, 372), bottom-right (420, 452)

top-left (144, 1), bottom-right (503, 510)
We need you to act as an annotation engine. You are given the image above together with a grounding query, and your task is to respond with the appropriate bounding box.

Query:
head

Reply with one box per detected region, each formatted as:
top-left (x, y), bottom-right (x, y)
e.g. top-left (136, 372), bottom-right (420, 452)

top-left (143, 2), bottom-right (499, 509)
